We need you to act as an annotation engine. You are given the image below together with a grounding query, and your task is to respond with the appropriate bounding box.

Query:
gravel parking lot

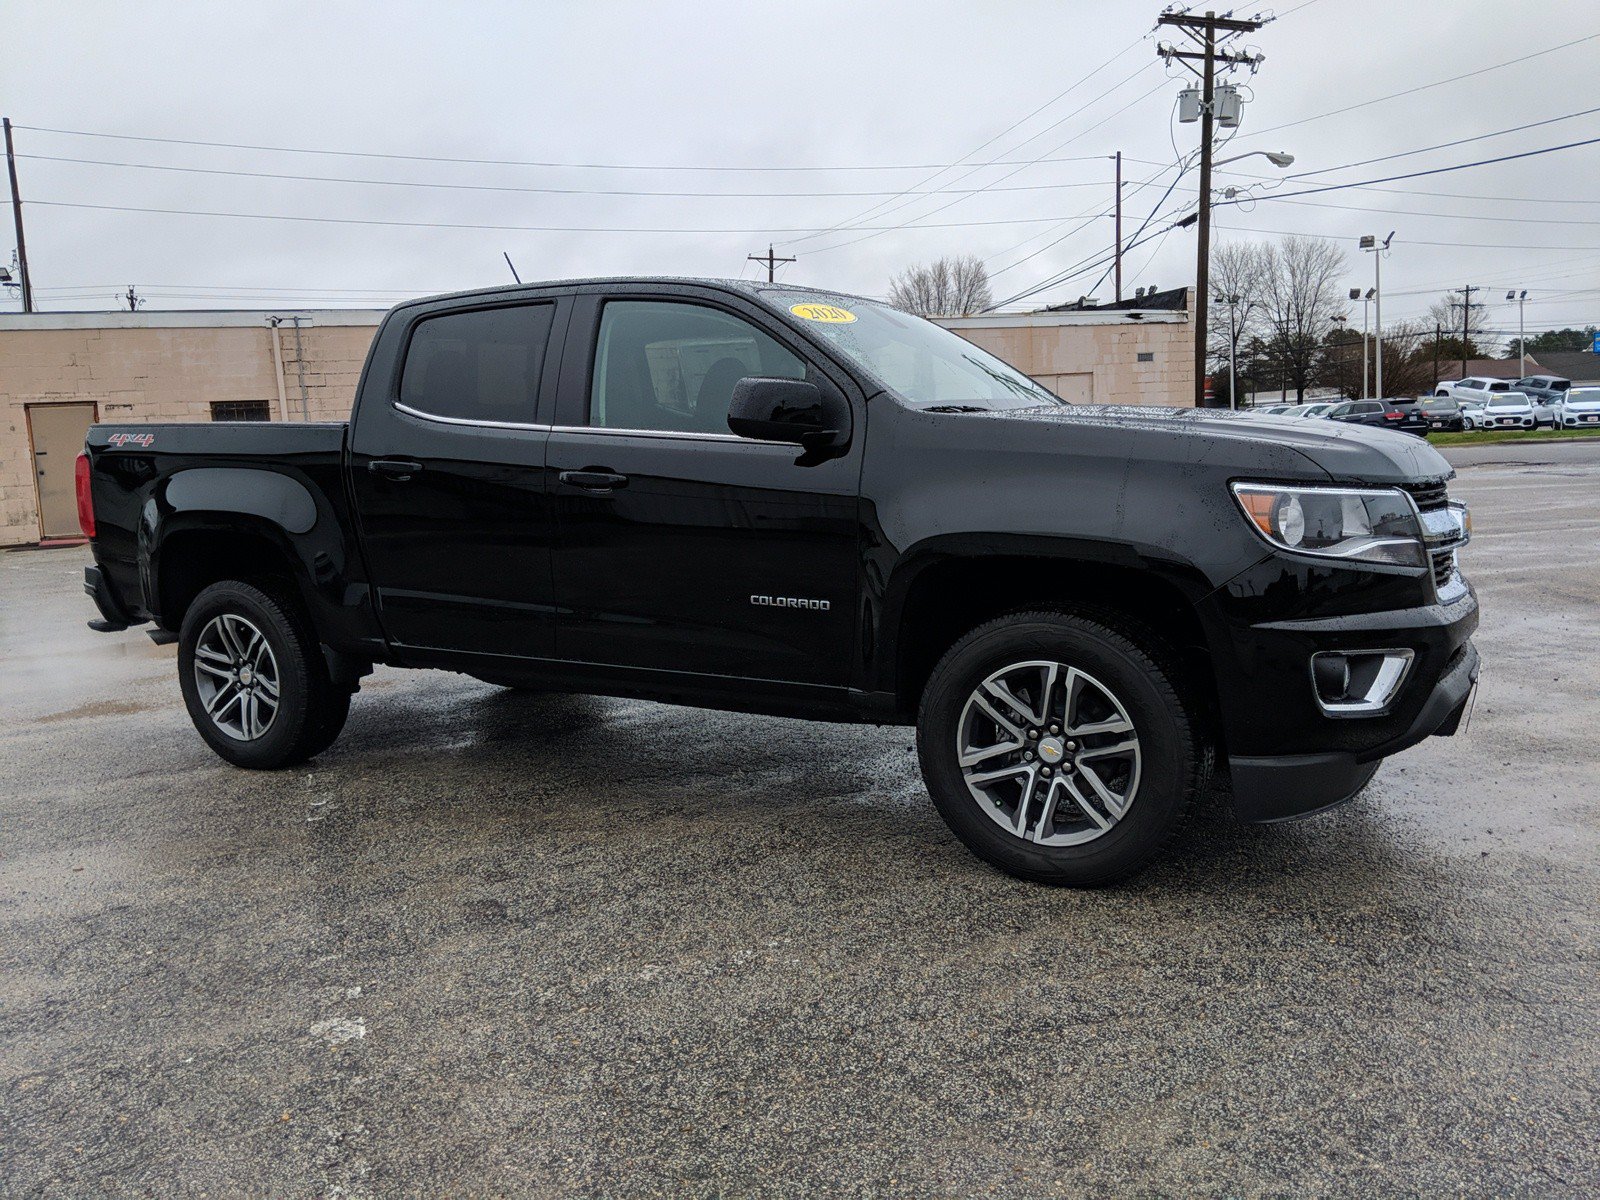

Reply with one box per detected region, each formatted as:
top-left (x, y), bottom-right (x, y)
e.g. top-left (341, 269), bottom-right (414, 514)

top-left (3, 444), bottom-right (1597, 1197)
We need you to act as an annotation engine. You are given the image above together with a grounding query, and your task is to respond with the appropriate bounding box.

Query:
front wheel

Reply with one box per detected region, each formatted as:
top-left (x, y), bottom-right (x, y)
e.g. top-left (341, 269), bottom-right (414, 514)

top-left (917, 611), bottom-right (1210, 886)
top-left (177, 580), bottom-right (349, 768)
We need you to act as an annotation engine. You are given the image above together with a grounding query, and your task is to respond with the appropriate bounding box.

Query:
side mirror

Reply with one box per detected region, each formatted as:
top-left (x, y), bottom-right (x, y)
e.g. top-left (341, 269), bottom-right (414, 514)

top-left (727, 377), bottom-right (836, 445)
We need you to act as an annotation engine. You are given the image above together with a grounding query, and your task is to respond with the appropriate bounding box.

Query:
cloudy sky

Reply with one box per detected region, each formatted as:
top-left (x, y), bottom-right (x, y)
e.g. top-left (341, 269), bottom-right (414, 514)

top-left (4, 0), bottom-right (1597, 340)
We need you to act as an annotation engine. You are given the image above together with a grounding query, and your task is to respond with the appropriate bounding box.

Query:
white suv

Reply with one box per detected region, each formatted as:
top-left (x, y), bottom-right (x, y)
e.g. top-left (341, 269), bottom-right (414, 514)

top-left (1477, 391), bottom-right (1537, 430)
top-left (1552, 386), bottom-right (1600, 429)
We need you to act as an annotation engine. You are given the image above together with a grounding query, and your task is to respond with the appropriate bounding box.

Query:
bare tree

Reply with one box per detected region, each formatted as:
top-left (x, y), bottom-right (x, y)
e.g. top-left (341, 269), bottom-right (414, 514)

top-left (1257, 235), bottom-right (1350, 402)
top-left (1426, 292), bottom-right (1498, 359)
top-left (1207, 241), bottom-right (1272, 400)
top-left (888, 255), bottom-right (993, 316)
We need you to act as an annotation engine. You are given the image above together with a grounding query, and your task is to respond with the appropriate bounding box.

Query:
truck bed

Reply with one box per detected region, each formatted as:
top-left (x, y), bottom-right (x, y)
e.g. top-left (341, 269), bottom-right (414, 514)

top-left (84, 421), bottom-right (352, 629)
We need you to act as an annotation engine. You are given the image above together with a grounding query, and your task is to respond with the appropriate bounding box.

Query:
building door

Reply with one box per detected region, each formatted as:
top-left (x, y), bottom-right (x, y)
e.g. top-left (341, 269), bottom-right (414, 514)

top-left (27, 402), bottom-right (97, 540)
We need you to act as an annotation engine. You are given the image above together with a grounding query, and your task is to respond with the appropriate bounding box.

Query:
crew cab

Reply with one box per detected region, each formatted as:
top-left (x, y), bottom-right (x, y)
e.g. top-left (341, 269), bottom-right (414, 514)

top-left (77, 278), bottom-right (1479, 885)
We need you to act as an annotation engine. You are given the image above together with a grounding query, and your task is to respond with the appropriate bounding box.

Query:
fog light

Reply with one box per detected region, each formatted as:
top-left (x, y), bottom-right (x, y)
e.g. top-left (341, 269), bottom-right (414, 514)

top-left (1311, 650), bottom-right (1415, 716)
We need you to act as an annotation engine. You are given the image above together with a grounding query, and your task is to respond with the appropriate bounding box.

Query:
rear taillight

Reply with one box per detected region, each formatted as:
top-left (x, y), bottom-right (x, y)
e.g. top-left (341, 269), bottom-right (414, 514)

top-left (1383, 411), bottom-right (1403, 420)
top-left (74, 452), bottom-right (95, 538)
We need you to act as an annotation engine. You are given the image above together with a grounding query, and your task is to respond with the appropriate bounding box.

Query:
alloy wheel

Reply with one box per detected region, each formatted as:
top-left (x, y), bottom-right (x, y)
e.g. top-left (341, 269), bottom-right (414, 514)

top-left (956, 660), bottom-right (1142, 847)
top-left (192, 613), bottom-right (281, 741)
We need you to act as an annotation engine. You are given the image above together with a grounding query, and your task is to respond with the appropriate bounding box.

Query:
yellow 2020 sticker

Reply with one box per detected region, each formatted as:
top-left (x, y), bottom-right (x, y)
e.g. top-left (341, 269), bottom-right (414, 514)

top-left (790, 302), bottom-right (857, 324)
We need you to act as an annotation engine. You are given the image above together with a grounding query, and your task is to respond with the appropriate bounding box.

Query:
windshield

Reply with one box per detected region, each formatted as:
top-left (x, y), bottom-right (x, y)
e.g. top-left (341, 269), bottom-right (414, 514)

top-left (1567, 388), bottom-right (1600, 405)
top-left (1489, 393), bottom-right (1529, 408)
top-left (764, 290), bottom-right (1062, 410)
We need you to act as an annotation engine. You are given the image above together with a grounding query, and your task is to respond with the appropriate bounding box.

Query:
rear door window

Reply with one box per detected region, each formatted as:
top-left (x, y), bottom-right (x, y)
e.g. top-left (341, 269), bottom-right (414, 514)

top-left (400, 303), bottom-right (555, 424)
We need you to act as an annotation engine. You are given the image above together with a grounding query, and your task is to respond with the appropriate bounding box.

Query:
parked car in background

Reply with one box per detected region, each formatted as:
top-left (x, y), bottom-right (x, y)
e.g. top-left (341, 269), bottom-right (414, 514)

top-left (1254, 404), bottom-right (1293, 415)
top-left (1325, 399), bottom-right (1426, 434)
top-left (1302, 403), bottom-right (1337, 418)
top-left (1419, 397), bottom-right (1465, 432)
top-left (1552, 386), bottom-right (1600, 429)
top-left (1476, 392), bottom-right (1537, 430)
top-left (1448, 378), bottom-right (1516, 405)
top-left (1458, 398), bottom-right (1488, 430)
top-left (1515, 376), bottom-right (1570, 422)
top-left (1279, 404), bottom-right (1313, 417)
top-left (1388, 401), bottom-right (1432, 436)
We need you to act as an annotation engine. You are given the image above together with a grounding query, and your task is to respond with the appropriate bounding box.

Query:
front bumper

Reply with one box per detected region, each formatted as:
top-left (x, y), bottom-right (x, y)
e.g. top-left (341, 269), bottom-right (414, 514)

top-left (1230, 639), bottom-right (1478, 821)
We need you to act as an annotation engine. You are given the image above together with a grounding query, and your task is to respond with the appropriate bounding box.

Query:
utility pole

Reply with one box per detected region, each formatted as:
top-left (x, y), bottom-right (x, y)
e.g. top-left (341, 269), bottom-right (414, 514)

top-left (123, 284), bottom-right (143, 311)
top-left (1450, 285), bottom-right (1480, 379)
top-left (747, 244), bottom-right (795, 283)
top-left (1433, 323), bottom-right (1441, 389)
top-left (1158, 9), bottom-right (1267, 407)
top-left (3, 117), bottom-right (35, 313)
top-left (1114, 151), bottom-right (1123, 302)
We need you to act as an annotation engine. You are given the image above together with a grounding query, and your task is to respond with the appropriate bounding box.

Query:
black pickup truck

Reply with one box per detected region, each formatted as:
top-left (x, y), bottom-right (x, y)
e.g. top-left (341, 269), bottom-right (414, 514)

top-left (77, 278), bottom-right (1478, 885)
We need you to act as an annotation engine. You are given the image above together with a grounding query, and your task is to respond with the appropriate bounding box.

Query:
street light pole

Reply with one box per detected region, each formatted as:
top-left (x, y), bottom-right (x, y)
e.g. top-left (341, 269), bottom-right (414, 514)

top-left (1361, 233), bottom-right (1393, 399)
top-left (1351, 287), bottom-right (1372, 399)
top-left (1226, 293), bottom-right (1240, 409)
top-left (1508, 289), bottom-right (1528, 375)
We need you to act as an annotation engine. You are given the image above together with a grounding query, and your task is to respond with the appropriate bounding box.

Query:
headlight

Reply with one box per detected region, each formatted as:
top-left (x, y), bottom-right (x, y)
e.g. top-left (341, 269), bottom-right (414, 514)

top-left (1232, 483), bottom-right (1427, 568)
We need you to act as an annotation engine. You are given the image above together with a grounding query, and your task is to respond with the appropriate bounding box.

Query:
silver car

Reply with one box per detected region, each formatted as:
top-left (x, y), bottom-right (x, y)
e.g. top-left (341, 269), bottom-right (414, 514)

top-left (1552, 386), bottom-right (1600, 430)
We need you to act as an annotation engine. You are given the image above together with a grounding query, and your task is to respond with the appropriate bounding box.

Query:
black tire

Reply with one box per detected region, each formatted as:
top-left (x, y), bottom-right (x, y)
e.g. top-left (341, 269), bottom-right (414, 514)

top-left (177, 580), bottom-right (348, 769)
top-left (916, 610), bottom-right (1210, 887)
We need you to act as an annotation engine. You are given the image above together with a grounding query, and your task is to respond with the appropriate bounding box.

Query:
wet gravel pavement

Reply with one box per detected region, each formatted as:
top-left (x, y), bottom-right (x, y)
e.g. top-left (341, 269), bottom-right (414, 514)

top-left (2, 449), bottom-right (1597, 1197)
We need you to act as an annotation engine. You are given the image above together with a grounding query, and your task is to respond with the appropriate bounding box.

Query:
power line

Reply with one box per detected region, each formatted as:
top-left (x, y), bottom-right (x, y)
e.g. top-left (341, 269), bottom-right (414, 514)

top-left (10, 123), bottom-right (1128, 174)
top-left (1272, 105), bottom-right (1600, 180)
top-left (1215, 223), bottom-right (1600, 252)
top-left (1256, 195), bottom-right (1600, 227)
top-left (1240, 31), bottom-right (1600, 137)
top-left (789, 58), bottom-right (1164, 252)
top-left (27, 198), bottom-right (1100, 235)
top-left (1216, 135), bottom-right (1600, 209)
top-left (785, 32), bottom-right (1154, 247)
top-left (800, 75), bottom-right (1173, 257)
top-left (14, 152), bottom-right (1125, 199)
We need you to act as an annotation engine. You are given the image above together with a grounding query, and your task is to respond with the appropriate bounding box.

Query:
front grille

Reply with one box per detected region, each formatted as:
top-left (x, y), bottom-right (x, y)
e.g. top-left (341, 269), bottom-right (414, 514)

top-left (1431, 550), bottom-right (1455, 589)
top-left (1401, 479), bottom-right (1449, 512)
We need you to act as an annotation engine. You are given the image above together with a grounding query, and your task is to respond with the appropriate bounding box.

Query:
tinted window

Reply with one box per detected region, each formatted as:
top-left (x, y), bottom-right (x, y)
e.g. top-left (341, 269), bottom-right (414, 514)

top-left (1357, 401), bottom-right (1383, 413)
top-left (1489, 381), bottom-right (1510, 391)
top-left (1553, 379), bottom-right (1570, 391)
top-left (400, 303), bottom-right (554, 423)
top-left (590, 300), bottom-right (805, 433)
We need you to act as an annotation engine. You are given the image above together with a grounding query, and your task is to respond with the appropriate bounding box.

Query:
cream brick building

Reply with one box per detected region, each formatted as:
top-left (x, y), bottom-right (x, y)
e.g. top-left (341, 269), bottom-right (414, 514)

top-left (934, 296), bottom-right (1194, 409)
top-left (1, 296), bottom-right (1193, 546)
top-left (1, 310), bottom-right (384, 545)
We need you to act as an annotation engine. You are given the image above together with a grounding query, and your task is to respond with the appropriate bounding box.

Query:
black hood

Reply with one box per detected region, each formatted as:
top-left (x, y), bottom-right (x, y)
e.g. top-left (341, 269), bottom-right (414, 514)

top-left (958, 403), bottom-right (1453, 486)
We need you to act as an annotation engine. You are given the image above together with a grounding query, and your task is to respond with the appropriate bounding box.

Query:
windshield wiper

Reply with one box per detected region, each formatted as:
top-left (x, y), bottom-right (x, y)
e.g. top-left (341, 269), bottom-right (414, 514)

top-left (922, 404), bottom-right (990, 413)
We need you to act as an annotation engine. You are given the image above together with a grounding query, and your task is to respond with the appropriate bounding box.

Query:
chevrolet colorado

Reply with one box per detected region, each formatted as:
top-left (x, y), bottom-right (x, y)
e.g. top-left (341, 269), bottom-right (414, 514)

top-left (77, 278), bottom-right (1478, 884)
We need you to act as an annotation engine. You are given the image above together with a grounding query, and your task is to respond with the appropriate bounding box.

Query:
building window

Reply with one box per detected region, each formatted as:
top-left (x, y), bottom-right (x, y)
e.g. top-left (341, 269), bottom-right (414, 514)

top-left (1137, 352), bottom-right (1155, 363)
top-left (210, 400), bottom-right (272, 422)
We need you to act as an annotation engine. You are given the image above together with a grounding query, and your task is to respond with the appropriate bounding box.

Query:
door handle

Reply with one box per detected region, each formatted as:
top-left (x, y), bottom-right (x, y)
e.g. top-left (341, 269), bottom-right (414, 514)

top-left (559, 470), bottom-right (629, 492)
top-left (369, 459), bottom-right (424, 482)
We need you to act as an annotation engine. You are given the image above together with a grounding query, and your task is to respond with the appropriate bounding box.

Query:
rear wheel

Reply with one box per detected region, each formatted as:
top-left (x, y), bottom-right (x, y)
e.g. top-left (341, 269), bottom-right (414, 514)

top-left (177, 580), bottom-right (349, 768)
top-left (917, 610), bottom-right (1210, 886)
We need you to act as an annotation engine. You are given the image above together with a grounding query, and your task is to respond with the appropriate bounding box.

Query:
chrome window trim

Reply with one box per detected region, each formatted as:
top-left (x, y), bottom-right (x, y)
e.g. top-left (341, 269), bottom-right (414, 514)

top-left (393, 401), bottom-right (550, 432)
top-left (549, 424), bottom-right (765, 445)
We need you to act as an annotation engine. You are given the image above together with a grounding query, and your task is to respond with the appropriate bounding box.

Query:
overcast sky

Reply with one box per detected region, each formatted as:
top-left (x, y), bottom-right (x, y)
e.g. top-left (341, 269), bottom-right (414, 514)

top-left (4, 0), bottom-right (1597, 338)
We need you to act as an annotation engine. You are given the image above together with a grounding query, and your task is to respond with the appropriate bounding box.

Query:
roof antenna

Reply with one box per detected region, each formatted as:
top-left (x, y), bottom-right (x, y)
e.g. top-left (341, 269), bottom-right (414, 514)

top-left (502, 251), bottom-right (522, 284)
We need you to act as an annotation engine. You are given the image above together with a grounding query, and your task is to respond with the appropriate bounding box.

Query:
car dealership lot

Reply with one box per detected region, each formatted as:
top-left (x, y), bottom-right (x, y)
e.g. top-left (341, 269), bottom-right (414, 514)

top-left (3, 448), bottom-right (1598, 1197)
